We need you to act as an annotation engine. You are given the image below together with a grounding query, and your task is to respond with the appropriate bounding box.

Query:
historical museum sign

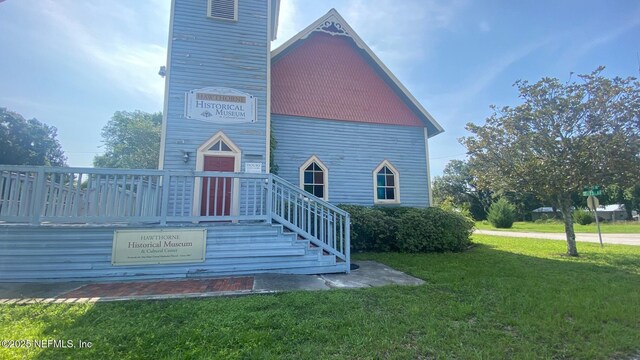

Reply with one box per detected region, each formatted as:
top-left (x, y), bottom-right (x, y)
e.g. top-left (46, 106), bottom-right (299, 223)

top-left (185, 87), bottom-right (257, 123)
top-left (112, 228), bottom-right (207, 266)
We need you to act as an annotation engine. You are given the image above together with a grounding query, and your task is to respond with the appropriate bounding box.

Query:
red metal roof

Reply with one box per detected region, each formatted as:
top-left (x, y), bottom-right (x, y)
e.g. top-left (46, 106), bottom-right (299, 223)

top-left (271, 32), bottom-right (424, 127)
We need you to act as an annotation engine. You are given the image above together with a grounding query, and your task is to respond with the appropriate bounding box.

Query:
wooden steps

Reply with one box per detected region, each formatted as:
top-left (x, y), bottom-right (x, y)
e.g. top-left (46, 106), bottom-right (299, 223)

top-left (0, 222), bottom-right (344, 281)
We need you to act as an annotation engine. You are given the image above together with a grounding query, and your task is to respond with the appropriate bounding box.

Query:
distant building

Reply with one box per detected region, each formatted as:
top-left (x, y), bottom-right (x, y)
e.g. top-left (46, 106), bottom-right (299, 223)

top-left (595, 204), bottom-right (629, 221)
top-left (531, 207), bottom-right (561, 221)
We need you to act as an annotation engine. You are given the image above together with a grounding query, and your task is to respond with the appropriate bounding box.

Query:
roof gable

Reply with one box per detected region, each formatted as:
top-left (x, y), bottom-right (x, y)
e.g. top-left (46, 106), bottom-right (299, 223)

top-left (271, 9), bottom-right (444, 137)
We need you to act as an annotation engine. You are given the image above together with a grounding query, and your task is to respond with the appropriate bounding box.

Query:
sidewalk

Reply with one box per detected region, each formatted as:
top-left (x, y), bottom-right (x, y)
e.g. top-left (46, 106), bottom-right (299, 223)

top-left (0, 261), bottom-right (424, 305)
top-left (475, 229), bottom-right (640, 246)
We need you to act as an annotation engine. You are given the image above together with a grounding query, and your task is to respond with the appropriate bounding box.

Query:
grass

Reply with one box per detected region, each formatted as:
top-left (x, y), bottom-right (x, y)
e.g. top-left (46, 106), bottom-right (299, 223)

top-left (476, 220), bottom-right (640, 233)
top-left (1, 236), bottom-right (639, 359)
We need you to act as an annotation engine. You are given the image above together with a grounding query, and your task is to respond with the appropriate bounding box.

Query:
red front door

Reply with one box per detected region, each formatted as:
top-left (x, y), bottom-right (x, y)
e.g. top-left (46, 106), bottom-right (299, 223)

top-left (201, 156), bottom-right (235, 216)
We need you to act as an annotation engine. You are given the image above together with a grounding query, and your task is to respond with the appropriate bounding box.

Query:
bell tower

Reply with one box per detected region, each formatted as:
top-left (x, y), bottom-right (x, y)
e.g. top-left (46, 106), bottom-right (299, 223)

top-left (159, 0), bottom-right (280, 173)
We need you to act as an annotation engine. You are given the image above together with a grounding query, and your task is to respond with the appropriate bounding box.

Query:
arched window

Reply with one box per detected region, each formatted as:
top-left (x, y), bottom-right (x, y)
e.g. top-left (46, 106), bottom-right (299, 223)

top-left (373, 160), bottom-right (400, 204)
top-left (299, 155), bottom-right (328, 200)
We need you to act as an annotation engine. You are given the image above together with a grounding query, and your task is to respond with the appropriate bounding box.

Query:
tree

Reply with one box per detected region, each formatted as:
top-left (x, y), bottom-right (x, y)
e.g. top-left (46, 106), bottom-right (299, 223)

top-left (432, 159), bottom-right (492, 220)
top-left (461, 67), bottom-right (640, 256)
top-left (94, 110), bottom-right (162, 169)
top-left (0, 107), bottom-right (66, 166)
top-left (601, 184), bottom-right (640, 218)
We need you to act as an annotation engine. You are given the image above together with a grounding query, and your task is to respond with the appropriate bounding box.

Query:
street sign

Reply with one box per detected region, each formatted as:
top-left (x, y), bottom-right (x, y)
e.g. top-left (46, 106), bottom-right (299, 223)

top-left (582, 185), bottom-right (602, 196)
top-left (587, 195), bottom-right (599, 210)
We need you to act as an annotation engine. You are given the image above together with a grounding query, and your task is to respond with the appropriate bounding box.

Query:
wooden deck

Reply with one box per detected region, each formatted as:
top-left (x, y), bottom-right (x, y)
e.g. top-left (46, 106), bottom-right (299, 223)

top-left (0, 166), bottom-right (350, 281)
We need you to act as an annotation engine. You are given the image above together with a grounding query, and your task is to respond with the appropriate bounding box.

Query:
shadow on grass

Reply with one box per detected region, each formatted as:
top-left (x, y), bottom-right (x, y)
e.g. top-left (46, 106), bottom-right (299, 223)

top-left (7, 241), bottom-right (637, 359)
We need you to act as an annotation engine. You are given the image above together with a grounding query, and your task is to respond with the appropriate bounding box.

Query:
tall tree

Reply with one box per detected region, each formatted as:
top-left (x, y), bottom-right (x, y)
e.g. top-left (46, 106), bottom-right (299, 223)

top-left (0, 107), bottom-right (66, 166)
top-left (94, 110), bottom-right (162, 169)
top-left (601, 184), bottom-right (640, 218)
top-left (432, 159), bottom-right (492, 220)
top-left (461, 67), bottom-right (640, 256)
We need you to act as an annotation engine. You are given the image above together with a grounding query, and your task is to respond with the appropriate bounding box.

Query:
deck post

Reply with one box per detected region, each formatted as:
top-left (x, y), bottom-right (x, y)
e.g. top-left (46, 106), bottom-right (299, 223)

top-left (159, 171), bottom-right (171, 225)
top-left (345, 214), bottom-right (351, 273)
top-left (265, 174), bottom-right (273, 223)
top-left (30, 167), bottom-right (46, 225)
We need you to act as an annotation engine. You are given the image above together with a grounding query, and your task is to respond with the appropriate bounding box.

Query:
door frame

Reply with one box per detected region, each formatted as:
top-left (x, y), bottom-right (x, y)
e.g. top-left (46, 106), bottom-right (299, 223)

top-left (193, 131), bottom-right (241, 218)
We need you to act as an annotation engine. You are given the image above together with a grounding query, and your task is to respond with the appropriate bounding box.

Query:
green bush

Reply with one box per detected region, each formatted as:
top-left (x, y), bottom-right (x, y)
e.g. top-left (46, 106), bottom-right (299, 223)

top-left (374, 206), bottom-right (412, 219)
top-left (487, 198), bottom-right (516, 228)
top-left (338, 205), bottom-right (396, 252)
top-left (396, 207), bottom-right (474, 252)
top-left (339, 205), bottom-right (474, 253)
top-left (573, 209), bottom-right (595, 225)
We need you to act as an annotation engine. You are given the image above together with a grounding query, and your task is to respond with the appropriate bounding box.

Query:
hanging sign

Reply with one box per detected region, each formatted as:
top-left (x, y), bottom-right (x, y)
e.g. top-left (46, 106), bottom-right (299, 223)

top-left (185, 87), bottom-right (256, 123)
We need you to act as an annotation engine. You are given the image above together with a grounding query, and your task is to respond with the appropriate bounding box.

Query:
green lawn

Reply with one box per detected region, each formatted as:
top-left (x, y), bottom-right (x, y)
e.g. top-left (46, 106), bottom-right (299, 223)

top-left (1, 236), bottom-right (639, 359)
top-left (476, 220), bottom-right (640, 233)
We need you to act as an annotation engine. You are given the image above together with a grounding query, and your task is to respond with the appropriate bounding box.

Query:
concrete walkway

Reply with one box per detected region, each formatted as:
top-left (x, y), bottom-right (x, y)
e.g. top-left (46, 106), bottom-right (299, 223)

top-left (0, 261), bottom-right (424, 305)
top-left (475, 229), bottom-right (640, 246)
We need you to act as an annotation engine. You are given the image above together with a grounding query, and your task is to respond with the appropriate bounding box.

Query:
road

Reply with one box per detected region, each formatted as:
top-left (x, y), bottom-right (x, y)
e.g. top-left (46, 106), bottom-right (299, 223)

top-left (474, 230), bottom-right (640, 246)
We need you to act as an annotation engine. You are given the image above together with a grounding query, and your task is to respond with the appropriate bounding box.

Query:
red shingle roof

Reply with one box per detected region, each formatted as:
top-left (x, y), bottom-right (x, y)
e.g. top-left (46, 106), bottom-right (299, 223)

top-left (271, 32), bottom-right (424, 127)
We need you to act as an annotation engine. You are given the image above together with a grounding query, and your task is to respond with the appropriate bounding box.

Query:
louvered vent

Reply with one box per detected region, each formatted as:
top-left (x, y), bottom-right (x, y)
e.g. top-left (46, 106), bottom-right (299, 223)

top-left (208, 0), bottom-right (237, 21)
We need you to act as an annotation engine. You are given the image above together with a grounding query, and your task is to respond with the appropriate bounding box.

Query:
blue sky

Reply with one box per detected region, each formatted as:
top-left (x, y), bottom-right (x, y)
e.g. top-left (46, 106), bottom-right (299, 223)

top-left (1, 0), bottom-right (639, 177)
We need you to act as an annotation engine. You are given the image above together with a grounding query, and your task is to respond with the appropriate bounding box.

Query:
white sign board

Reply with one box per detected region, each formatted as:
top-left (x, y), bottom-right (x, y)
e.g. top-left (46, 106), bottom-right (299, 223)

top-left (244, 162), bottom-right (262, 173)
top-left (112, 228), bottom-right (207, 266)
top-left (185, 87), bottom-right (256, 123)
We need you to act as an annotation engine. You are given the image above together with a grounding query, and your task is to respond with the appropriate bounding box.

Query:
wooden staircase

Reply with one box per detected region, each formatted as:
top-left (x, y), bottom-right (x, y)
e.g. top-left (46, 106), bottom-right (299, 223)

top-left (188, 223), bottom-right (348, 277)
top-left (0, 223), bottom-right (347, 282)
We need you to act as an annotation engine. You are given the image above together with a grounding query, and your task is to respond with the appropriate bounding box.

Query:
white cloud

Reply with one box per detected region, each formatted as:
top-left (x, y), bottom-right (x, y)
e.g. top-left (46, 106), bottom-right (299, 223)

top-left (273, 0), bottom-right (299, 48)
top-left (430, 38), bottom-right (551, 118)
top-left (344, 0), bottom-right (468, 66)
top-left (574, 15), bottom-right (640, 59)
top-left (36, 0), bottom-right (169, 105)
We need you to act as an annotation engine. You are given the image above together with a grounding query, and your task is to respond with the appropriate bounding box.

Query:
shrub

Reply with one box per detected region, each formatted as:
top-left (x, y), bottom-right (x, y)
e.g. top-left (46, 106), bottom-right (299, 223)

top-left (573, 209), bottom-right (595, 225)
top-left (339, 205), bottom-right (474, 253)
top-left (338, 205), bottom-right (396, 252)
top-left (374, 206), bottom-right (412, 219)
top-left (487, 198), bottom-right (516, 228)
top-left (396, 207), bottom-right (474, 253)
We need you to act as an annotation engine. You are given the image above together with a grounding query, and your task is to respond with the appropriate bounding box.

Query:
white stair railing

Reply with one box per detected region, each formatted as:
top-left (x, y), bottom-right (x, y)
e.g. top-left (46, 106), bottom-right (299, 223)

top-left (269, 174), bottom-right (350, 271)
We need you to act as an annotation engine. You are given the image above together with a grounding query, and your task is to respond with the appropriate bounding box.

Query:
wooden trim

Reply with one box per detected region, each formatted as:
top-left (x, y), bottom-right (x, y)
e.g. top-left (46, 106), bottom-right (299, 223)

top-left (372, 160), bottom-right (400, 205)
top-left (193, 131), bottom-right (242, 218)
top-left (158, 0), bottom-right (176, 170)
top-left (299, 155), bottom-right (329, 201)
top-left (424, 127), bottom-right (432, 207)
top-left (271, 0), bottom-right (280, 40)
top-left (266, 0), bottom-right (272, 172)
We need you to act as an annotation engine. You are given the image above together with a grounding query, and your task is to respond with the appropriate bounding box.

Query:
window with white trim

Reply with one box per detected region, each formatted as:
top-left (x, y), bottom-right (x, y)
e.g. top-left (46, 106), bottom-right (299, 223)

top-left (208, 0), bottom-right (238, 21)
top-left (208, 139), bottom-right (232, 152)
top-left (373, 160), bottom-right (400, 204)
top-left (299, 156), bottom-right (328, 200)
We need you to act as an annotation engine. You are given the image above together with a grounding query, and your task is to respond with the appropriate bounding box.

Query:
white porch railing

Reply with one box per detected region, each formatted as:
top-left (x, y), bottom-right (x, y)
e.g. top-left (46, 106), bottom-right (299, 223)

top-left (0, 166), bottom-right (350, 269)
